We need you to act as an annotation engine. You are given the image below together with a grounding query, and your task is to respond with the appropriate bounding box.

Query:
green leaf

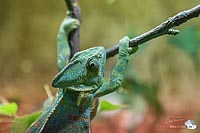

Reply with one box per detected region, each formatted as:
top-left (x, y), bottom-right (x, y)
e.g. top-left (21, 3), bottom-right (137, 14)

top-left (169, 26), bottom-right (200, 60)
top-left (11, 111), bottom-right (41, 133)
top-left (99, 100), bottom-right (123, 113)
top-left (0, 102), bottom-right (18, 116)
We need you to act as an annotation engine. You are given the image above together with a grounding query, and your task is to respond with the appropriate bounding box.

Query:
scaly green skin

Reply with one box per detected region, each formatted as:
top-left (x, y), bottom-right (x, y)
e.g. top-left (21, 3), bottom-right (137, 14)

top-left (57, 16), bottom-right (80, 71)
top-left (26, 15), bottom-right (138, 133)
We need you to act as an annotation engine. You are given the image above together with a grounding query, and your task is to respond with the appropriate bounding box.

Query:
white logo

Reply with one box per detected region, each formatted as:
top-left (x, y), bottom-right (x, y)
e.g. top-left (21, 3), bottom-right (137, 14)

top-left (185, 120), bottom-right (196, 130)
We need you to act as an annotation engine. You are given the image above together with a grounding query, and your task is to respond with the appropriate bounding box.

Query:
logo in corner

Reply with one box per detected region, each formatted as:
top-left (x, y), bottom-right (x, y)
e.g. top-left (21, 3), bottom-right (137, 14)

top-left (185, 120), bottom-right (196, 130)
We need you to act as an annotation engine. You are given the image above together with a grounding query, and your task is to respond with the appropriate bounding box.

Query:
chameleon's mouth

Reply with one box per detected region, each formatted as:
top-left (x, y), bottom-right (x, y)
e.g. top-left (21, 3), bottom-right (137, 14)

top-left (52, 78), bottom-right (98, 92)
top-left (52, 60), bottom-right (83, 89)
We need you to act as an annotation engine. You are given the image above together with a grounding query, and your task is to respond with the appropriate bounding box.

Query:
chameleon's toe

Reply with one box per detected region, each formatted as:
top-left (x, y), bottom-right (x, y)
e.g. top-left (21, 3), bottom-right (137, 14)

top-left (71, 18), bottom-right (80, 29)
top-left (119, 36), bottom-right (130, 50)
top-left (119, 36), bottom-right (138, 55)
top-left (128, 46), bottom-right (138, 55)
top-left (63, 18), bottom-right (80, 32)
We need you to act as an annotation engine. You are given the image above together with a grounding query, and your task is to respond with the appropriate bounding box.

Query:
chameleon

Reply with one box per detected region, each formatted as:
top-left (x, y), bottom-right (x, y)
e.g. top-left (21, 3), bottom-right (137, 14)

top-left (25, 14), bottom-right (138, 132)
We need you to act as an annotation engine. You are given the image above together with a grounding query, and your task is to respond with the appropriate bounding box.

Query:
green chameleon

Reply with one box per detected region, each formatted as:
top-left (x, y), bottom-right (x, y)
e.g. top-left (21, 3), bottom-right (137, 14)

top-left (25, 14), bottom-right (138, 133)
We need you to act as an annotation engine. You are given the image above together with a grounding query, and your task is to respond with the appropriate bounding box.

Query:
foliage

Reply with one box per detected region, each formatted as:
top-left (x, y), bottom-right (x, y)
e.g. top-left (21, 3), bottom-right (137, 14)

top-left (11, 111), bottom-right (41, 133)
top-left (0, 102), bottom-right (41, 132)
top-left (0, 103), bottom-right (18, 117)
top-left (98, 100), bottom-right (123, 113)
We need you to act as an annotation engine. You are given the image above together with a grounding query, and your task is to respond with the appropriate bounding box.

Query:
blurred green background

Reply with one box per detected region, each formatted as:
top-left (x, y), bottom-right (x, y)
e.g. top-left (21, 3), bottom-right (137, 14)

top-left (0, 0), bottom-right (200, 132)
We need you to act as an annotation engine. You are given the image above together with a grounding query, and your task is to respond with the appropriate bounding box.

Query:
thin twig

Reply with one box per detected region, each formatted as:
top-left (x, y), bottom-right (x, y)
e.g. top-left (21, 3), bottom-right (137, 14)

top-left (0, 96), bottom-right (9, 104)
top-left (65, 0), bottom-right (81, 58)
top-left (106, 4), bottom-right (200, 58)
top-left (44, 84), bottom-right (54, 102)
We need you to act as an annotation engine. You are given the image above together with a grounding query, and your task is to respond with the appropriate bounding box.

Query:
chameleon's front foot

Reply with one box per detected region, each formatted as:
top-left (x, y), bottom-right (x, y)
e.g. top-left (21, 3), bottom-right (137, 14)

top-left (93, 36), bottom-right (138, 98)
top-left (61, 17), bottom-right (80, 31)
top-left (118, 36), bottom-right (138, 56)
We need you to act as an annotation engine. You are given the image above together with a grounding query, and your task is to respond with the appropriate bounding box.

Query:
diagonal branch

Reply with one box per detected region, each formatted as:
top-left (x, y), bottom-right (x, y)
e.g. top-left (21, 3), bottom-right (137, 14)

top-left (65, 0), bottom-right (81, 58)
top-left (106, 4), bottom-right (200, 58)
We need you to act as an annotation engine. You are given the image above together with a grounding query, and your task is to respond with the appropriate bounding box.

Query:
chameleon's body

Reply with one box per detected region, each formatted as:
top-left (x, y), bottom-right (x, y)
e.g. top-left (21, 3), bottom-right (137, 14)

top-left (26, 14), bottom-right (137, 133)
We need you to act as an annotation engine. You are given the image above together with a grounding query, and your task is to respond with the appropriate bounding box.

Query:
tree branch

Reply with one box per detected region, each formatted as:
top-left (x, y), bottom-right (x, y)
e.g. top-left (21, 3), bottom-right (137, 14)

top-left (106, 4), bottom-right (200, 58)
top-left (65, 0), bottom-right (81, 58)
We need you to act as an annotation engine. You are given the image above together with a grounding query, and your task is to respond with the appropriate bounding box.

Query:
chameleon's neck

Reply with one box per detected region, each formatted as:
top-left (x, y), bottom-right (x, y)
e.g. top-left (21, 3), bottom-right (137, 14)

top-left (27, 89), bottom-right (91, 133)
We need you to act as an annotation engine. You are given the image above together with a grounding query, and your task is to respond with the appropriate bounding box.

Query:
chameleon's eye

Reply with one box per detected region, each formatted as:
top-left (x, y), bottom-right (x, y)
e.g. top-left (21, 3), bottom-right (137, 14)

top-left (86, 59), bottom-right (99, 72)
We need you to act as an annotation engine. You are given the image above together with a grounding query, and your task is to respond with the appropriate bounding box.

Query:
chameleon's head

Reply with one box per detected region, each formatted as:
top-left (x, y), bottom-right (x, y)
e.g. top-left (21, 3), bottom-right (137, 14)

top-left (52, 47), bottom-right (106, 92)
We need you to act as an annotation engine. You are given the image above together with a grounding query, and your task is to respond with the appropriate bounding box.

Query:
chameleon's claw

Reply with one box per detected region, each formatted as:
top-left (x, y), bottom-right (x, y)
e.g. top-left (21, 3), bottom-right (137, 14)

top-left (62, 17), bottom-right (80, 32)
top-left (128, 46), bottom-right (138, 55)
top-left (118, 36), bottom-right (138, 55)
top-left (119, 36), bottom-right (129, 49)
top-left (118, 36), bottom-right (129, 56)
top-left (71, 19), bottom-right (80, 29)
